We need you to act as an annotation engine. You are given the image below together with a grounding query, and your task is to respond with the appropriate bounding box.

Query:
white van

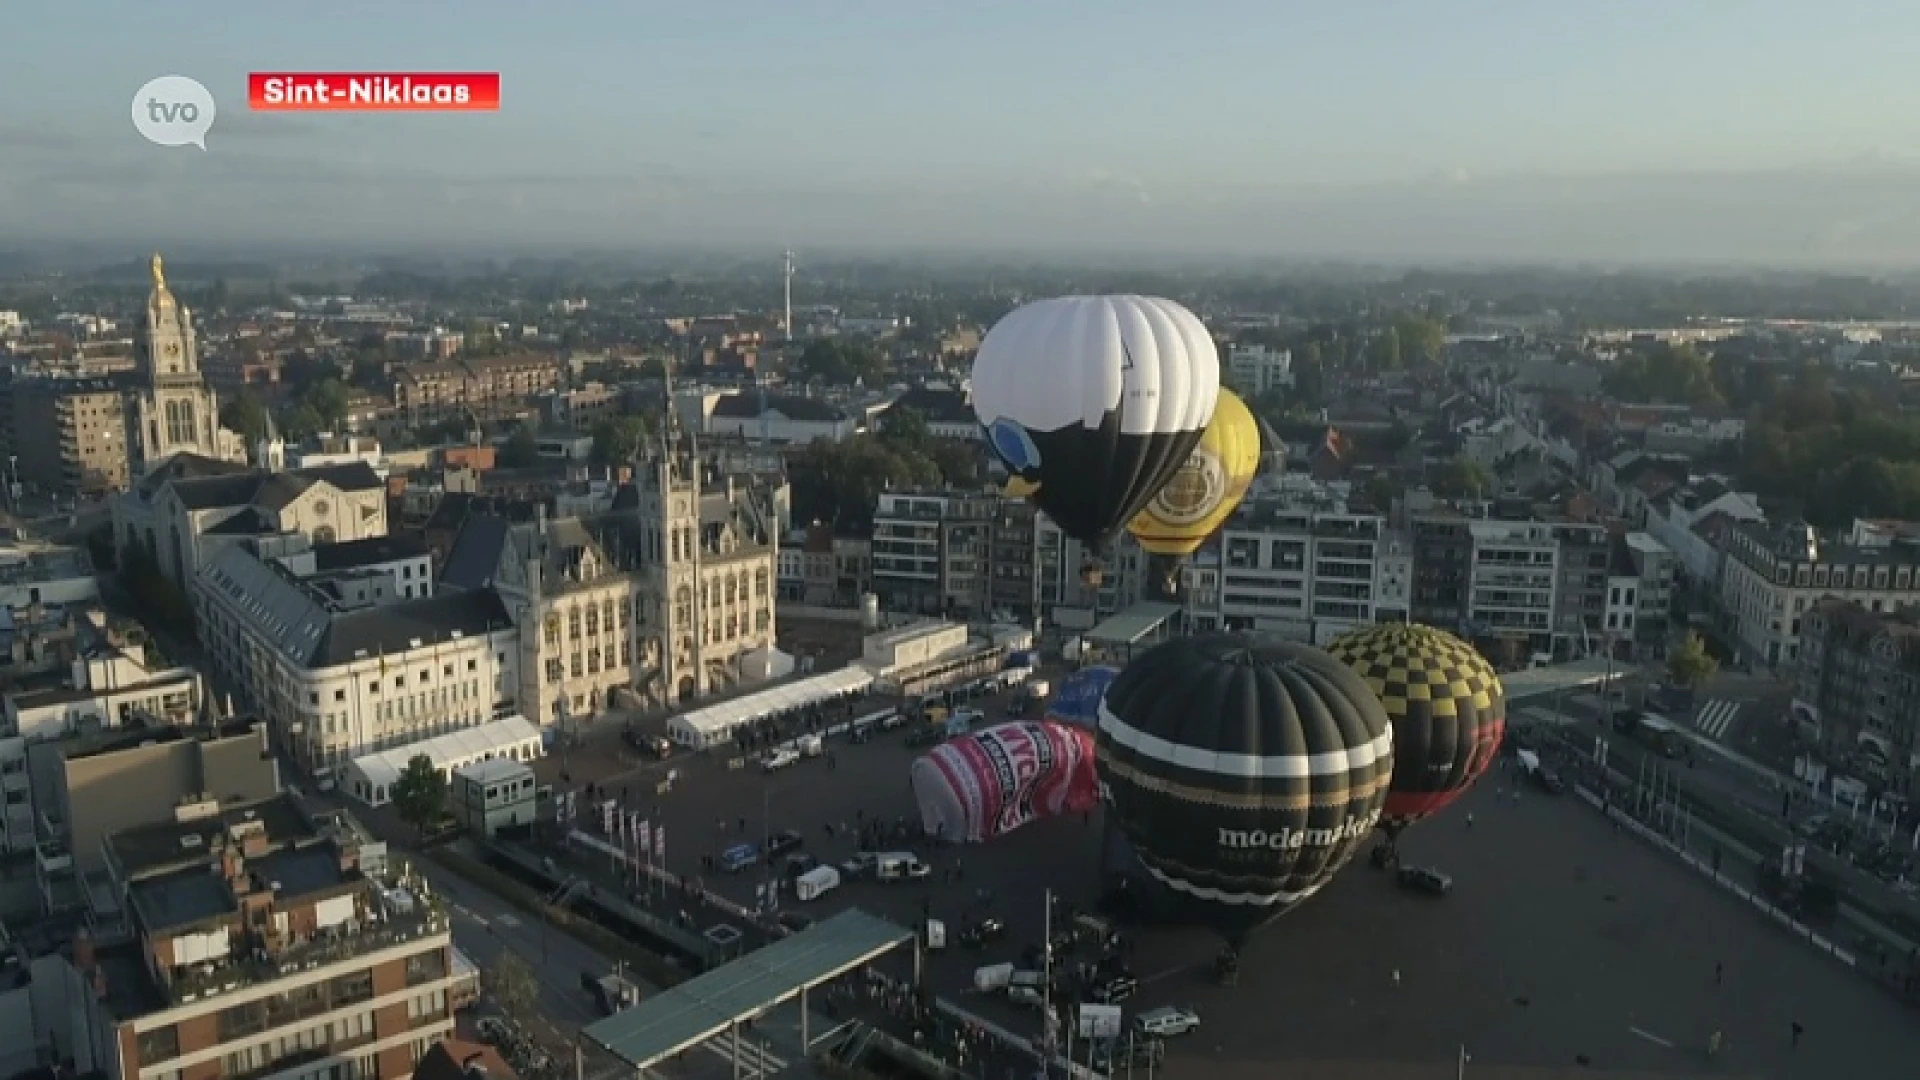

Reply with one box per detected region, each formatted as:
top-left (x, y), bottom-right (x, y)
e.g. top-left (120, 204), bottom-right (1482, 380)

top-left (1135, 1007), bottom-right (1200, 1037)
top-left (973, 963), bottom-right (1014, 993)
top-left (1006, 970), bottom-right (1048, 1007)
top-left (876, 852), bottom-right (930, 882)
top-left (796, 734), bottom-right (824, 757)
top-left (794, 865), bottom-right (840, 901)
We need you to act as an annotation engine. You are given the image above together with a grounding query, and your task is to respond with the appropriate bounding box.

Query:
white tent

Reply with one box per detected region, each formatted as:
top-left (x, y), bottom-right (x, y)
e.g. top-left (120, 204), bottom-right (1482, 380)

top-left (668, 666), bottom-right (874, 750)
top-left (739, 644), bottom-right (797, 681)
top-left (346, 714), bottom-right (544, 807)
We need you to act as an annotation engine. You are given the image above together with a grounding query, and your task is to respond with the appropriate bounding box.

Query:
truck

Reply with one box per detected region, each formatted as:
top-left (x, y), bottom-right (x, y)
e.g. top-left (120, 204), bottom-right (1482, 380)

top-left (583, 970), bottom-right (642, 1016)
top-left (795, 865), bottom-right (841, 901)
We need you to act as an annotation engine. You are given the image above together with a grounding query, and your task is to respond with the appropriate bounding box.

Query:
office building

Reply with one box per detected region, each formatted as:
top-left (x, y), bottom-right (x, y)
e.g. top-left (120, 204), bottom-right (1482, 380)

top-left (1193, 503), bottom-right (1393, 644)
top-left (195, 545), bottom-right (519, 779)
top-left (0, 376), bottom-right (131, 496)
top-left (1720, 519), bottom-right (1920, 670)
top-left (1796, 599), bottom-right (1920, 797)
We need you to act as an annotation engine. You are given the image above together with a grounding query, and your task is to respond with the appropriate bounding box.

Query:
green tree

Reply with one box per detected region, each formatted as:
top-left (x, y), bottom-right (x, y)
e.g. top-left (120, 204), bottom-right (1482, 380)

top-left (591, 416), bottom-right (650, 465)
top-left (1391, 315), bottom-right (1447, 366)
top-left (1605, 343), bottom-right (1718, 404)
top-left (1432, 454), bottom-right (1492, 499)
top-left (391, 755), bottom-right (449, 837)
top-left (1366, 327), bottom-right (1402, 371)
top-left (877, 406), bottom-right (931, 448)
top-left (1361, 472), bottom-right (1403, 510)
top-left (305, 378), bottom-right (350, 431)
top-left (499, 426), bottom-right (541, 468)
top-left (220, 394), bottom-right (271, 447)
top-left (1666, 631), bottom-right (1720, 689)
top-left (796, 340), bottom-right (886, 384)
top-left (484, 953), bottom-right (539, 1019)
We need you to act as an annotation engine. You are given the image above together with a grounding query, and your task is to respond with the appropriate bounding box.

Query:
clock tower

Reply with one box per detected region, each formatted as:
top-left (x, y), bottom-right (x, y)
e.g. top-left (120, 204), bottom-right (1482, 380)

top-left (131, 253), bottom-right (247, 473)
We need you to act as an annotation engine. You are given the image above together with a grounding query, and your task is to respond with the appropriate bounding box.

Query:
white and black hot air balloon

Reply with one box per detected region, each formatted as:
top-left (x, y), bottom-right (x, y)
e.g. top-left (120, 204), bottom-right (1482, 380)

top-left (972, 295), bottom-right (1219, 583)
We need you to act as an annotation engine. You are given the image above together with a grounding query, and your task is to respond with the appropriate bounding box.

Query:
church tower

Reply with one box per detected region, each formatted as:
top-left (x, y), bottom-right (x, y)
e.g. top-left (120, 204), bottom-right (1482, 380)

top-left (131, 253), bottom-right (247, 474)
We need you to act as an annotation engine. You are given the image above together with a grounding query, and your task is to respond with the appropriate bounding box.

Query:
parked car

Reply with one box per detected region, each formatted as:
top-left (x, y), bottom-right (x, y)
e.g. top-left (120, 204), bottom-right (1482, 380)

top-left (1134, 1007), bottom-right (1201, 1038)
top-left (761, 748), bottom-right (800, 772)
top-left (1396, 866), bottom-right (1453, 896)
top-left (762, 829), bottom-right (804, 858)
top-left (959, 917), bottom-right (1007, 949)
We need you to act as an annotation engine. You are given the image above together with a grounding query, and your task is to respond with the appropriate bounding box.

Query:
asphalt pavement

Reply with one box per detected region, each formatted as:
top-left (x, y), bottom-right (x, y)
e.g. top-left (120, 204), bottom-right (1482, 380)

top-left (525, 673), bottom-right (1920, 1079)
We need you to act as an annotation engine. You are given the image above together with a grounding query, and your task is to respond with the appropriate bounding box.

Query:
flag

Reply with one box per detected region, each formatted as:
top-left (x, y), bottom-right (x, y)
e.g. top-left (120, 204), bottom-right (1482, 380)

top-left (1323, 426), bottom-right (1350, 460)
top-left (654, 825), bottom-right (666, 861)
top-left (637, 819), bottom-right (652, 862)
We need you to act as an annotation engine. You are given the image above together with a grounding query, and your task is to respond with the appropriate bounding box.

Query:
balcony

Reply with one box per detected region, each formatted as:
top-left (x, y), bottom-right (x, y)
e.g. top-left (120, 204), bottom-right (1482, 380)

top-left (165, 882), bottom-right (448, 1007)
top-left (35, 843), bottom-right (72, 876)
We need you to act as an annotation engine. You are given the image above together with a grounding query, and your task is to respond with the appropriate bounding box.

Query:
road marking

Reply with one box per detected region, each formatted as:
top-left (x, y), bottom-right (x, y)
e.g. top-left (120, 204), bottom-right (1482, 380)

top-left (496, 913), bottom-right (523, 929)
top-left (1695, 700), bottom-right (1741, 739)
top-left (1628, 1026), bottom-right (1675, 1049)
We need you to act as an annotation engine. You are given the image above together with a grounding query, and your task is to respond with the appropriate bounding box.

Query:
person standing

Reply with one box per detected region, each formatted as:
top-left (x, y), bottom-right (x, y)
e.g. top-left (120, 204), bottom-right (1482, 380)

top-left (1791, 1021), bottom-right (1804, 1048)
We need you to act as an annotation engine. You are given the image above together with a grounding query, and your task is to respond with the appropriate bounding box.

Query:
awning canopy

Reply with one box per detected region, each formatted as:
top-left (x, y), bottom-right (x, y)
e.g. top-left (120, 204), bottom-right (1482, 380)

top-left (347, 714), bottom-right (543, 796)
top-left (1085, 602), bottom-right (1182, 646)
top-left (669, 667), bottom-right (874, 746)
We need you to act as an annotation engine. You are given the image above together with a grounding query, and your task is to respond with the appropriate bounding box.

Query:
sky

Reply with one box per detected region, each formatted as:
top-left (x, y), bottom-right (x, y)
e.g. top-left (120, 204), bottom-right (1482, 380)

top-left (8, 0), bottom-right (1920, 266)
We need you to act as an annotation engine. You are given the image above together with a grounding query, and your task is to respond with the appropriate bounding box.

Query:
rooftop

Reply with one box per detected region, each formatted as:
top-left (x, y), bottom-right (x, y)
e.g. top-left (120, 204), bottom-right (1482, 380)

top-left (111, 795), bottom-right (317, 878)
top-left (584, 909), bottom-right (912, 1070)
top-left (312, 534), bottom-right (431, 573)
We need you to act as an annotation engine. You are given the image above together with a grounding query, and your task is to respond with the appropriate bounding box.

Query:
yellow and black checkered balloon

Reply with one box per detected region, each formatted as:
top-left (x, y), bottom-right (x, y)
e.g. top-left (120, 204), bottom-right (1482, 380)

top-left (1325, 622), bottom-right (1505, 831)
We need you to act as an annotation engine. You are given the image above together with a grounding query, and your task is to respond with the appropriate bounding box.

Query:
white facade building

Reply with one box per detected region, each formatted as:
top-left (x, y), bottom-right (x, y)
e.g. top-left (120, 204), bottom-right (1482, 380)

top-left (195, 545), bottom-right (520, 779)
top-left (1226, 343), bottom-right (1294, 395)
top-left (1195, 505), bottom-right (1391, 644)
top-left (1466, 520), bottom-right (1561, 640)
top-left (1719, 521), bottom-right (1920, 670)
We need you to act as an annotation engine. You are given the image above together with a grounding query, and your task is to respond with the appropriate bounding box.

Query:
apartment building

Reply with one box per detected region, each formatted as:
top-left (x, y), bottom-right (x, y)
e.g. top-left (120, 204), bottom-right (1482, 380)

top-left (1410, 514), bottom-right (1474, 629)
top-left (1548, 520), bottom-right (1611, 654)
top-left (195, 544), bottom-right (519, 778)
top-left (1796, 600), bottom-right (1920, 797)
top-left (391, 355), bottom-right (562, 425)
top-left (27, 720), bottom-right (281, 914)
top-left (870, 491), bottom-right (997, 617)
top-left (1464, 519), bottom-right (1559, 652)
top-left (91, 794), bottom-right (456, 1080)
top-left (1195, 503), bottom-right (1392, 644)
top-left (1721, 519), bottom-right (1920, 670)
top-left (1225, 343), bottom-right (1294, 395)
top-left (1602, 532), bottom-right (1675, 657)
top-left (0, 376), bottom-right (131, 495)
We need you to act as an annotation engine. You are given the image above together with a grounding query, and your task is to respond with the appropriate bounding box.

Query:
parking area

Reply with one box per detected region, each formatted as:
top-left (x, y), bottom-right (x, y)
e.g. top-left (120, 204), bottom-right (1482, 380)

top-left (527, 670), bottom-right (1920, 1078)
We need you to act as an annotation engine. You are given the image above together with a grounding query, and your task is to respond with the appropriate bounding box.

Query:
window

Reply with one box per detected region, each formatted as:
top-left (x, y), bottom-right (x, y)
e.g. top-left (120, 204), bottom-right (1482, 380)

top-left (405, 947), bottom-right (448, 985)
top-left (569, 608), bottom-right (582, 640)
top-left (331, 969), bottom-right (375, 1006)
top-left (586, 607), bottom-right (599, 634)
top-left (544, 615), bottom-right (560, 647)
top-left (545, 658), bottom-right (563, 682)
top-left (217, 999), bottom-right (267, 1041)
top-left (334, 689), bottom-right (346, 702)
top-left (137, 1025), bottom-right (180, 1067)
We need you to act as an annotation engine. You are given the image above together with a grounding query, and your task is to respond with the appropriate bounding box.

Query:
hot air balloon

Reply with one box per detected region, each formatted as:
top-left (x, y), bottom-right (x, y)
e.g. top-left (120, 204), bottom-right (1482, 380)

top-left (1044, 665), bottom-right (1120, 728)
top-left (1096, 633), bottom-right (1394, 954)
top-left (1127, 388), bottom-right (1261, 593)
top-left (1324, 622), bottom-right (1506, 854)
top-left (972, 295), bottom-right (1220, 584)
top-left (911, 721), bottom-right (1100, 843)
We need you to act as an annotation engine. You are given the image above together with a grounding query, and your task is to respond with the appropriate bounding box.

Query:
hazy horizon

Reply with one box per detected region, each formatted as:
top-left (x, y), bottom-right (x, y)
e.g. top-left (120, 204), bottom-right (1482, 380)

top-left (10, 0), bottom-right (1920, 269)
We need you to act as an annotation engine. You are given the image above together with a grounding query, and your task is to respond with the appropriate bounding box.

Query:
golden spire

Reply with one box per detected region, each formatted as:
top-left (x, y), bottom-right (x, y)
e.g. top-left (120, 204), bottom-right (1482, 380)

top-left (151, 253), bottom-right (166, 292)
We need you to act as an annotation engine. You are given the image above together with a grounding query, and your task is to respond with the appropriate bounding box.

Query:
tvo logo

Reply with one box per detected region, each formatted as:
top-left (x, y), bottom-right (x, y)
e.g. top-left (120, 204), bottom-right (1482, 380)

top-left (132, 76), bottom-right (216, 149)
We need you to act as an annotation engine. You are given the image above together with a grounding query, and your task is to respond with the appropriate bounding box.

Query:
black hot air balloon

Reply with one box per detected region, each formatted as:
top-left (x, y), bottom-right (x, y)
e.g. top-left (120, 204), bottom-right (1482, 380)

top-left (972, 295), bottom-right (1220, 584)
top-left (1324, 622), bottom-right (1506, 854)
top-left (1096, 633), bottom-right (1394, 953)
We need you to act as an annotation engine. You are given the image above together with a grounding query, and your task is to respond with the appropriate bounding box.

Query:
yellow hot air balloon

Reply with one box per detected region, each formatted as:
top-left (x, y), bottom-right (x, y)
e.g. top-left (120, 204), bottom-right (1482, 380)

top-left (1128, 388), bottom-right (1260, 561)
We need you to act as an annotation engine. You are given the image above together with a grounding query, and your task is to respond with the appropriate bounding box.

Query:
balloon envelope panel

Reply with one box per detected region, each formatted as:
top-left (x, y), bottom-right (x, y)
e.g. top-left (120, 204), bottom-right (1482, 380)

top-left (1045, 666), bottom-right (1120, 728)
top-left (971, 295), bottom-right (1220, 550)
top-left (1129, 389), bottom-right (1262, 558)
top-left (1095, 633), bottom-right (1393, 941)
top-left (1324, 622), bottom-right (1506, 830)
top-left (911, 721), bottom-right (1099, 843)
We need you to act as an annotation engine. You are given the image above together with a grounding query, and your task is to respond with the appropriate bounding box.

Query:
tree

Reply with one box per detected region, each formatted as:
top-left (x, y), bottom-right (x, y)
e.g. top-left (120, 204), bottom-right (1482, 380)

top-left (1666, 631), bottom-right (1720, 689)
top-left (391, 755), bottom-right (449, 838)
top-left (1366, 327), bottom-right (1402, 371)
top-left (499, 426), bottom-right (541, 468)
top-left (796, 339), bottom-right (886, 385)
top-left (484, 953), bottom-right (539, 1019)
top-left (1432, 454), bottom-right (1492, 499)
top-left (1391, 315), bottom-right (1447, 366)
top-left (877, 406), bottom-right (930, 448)
top-left (591, 416), bottom-right (650, 465)
top-left (220, 394), bottom-right (271, 448)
